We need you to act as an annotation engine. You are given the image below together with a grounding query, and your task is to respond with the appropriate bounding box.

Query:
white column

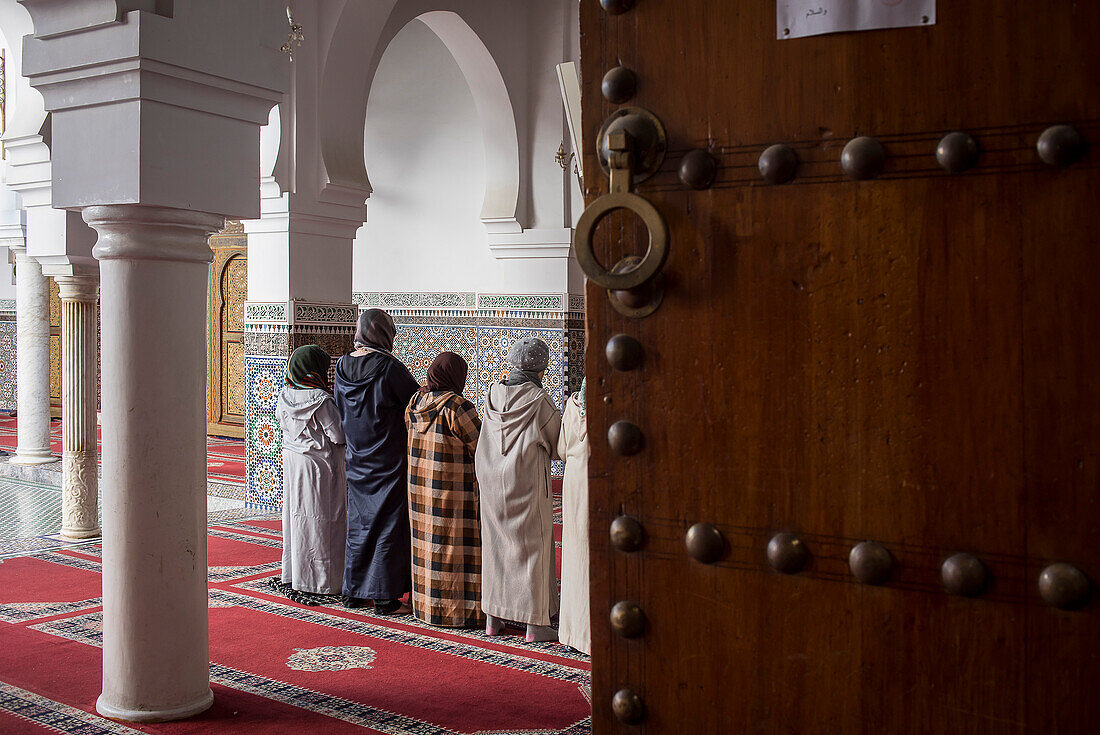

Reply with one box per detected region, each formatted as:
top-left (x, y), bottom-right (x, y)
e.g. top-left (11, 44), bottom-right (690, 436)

top-left (84, 205), bottom-right (221, 722)
top-left (55, 274), bottom-right (100, 539)
top-left (10, 247), bottom-right (53, 465)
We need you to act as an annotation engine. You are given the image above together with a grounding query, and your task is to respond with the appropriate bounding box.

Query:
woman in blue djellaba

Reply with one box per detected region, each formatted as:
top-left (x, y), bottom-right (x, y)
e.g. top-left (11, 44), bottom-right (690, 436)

top-left (334, 308), bottom-right (419, 614)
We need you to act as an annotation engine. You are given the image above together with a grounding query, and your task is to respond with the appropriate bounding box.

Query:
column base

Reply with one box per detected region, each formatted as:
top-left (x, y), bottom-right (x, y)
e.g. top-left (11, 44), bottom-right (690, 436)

top-left (10, 450), bottom-right (57, 466)
top-left (96, 689), bottom-right (213, 723)
top-left (60, 526), bottom-right (102, 540)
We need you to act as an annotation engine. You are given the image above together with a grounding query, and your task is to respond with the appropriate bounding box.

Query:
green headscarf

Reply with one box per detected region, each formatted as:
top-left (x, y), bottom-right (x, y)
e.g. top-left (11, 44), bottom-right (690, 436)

top-left (286, 344), bottom-right (331, 392)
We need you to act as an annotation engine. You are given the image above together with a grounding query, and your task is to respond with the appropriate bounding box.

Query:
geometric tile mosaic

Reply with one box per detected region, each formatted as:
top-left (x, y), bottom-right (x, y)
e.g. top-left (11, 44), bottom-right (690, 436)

top-left (393, 325), bottom-right (478, 398)
top-left (245, 312), bottom-right (585, 509)
top-left (0, 320), bottom-right (14, 412)
top-left (245, 355), bottom-right (286, 508)
top-left (470, 327), bottom-right (567, 414)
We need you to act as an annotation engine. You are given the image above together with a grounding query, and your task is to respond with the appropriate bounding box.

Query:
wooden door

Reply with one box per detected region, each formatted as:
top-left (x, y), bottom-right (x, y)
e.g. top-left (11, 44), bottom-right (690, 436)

top-left (580, 2), bottom-right (1098, 732)
top-left (206, 230), bottom-right (247, 438)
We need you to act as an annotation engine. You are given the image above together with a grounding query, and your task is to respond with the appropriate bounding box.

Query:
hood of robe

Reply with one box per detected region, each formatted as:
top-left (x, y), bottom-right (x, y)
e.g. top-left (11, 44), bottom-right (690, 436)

top-left (278, 387), bottom-right (330, 441)
top-left (482, 381), bottom-right (555, 456)
top-left (334, 353), bottom-right (392, 411)
top-left (406, 391), bottom-right (458, 434)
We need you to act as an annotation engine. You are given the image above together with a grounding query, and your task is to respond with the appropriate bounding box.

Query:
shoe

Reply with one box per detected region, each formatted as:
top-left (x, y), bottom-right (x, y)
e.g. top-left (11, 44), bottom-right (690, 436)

top-left (341, 595), bottom-right (369, 609)
top-left (525, 624), bottom-right (557, 643)
top-left (373, 598), bottom-right (408, 615)
top-left (485, 614), bottom-right (506, 636)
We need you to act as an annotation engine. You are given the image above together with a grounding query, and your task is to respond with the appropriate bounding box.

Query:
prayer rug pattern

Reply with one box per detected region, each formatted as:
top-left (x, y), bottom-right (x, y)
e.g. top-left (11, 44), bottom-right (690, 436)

top-left (0, 516), bottom-right (591, 735)
top-left (0, 417), bottom-right (246, 485)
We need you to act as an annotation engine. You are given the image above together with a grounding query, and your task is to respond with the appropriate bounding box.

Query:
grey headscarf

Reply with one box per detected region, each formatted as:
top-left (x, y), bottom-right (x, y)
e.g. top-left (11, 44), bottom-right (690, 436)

top-left (354, 308), bottom-right (396, 354)
top-left (502, 336), bottom-right (550, 388)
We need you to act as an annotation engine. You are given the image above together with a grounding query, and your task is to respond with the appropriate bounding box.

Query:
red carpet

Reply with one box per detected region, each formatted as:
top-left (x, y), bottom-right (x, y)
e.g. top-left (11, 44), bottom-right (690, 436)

top-left (0, 518), bottom-right (590, 734)
top-left (0, 416), bottom-right (246, 484)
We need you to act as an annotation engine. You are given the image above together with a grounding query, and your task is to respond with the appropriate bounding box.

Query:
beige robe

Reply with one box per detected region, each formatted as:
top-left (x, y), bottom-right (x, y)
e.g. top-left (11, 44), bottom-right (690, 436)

top-left (475, 381), bottom-right (562, 626)
top-left (556, 393), bottom-right (590, 653)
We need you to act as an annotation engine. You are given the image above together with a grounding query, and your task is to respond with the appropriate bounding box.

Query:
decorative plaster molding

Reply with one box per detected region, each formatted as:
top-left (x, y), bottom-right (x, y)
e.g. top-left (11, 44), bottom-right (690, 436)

top-left (478, 293), bottom-right (565, 311)
top-left (292, 301), bottom-right (358, 327)
top-left (246, 300), bottom-right (358, 327)
top-left (245, 302), bottom-right (288, 325)
top-left (487, 227), bottom-right (573, 260)
top-left (0, 299), bottom-right (16, 313)
top-left (352, 292), bottom-right (586, 316)
top-left (358, 292), bottom-right (476, 310)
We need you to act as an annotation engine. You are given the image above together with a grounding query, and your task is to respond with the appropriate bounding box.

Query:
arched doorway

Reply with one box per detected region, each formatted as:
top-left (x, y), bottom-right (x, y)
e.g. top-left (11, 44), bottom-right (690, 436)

top-left (206, 222), bottom-right (247, 437)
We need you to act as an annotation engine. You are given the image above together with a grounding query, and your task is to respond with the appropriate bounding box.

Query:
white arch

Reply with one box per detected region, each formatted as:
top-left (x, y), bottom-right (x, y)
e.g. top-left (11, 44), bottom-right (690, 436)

top-left (414, 11), bottom-right (520, 230)
top-left (0, 0), bottom-right (46, 142)
top-left (318, 2), bottom-right (523, 232)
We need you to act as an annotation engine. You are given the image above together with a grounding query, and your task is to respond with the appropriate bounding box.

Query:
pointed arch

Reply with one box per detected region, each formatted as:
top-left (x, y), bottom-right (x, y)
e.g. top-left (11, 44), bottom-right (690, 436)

top-left (318, 2), bottom-right (522, 231)
top-left (414, 11), bottom-right (520, 230)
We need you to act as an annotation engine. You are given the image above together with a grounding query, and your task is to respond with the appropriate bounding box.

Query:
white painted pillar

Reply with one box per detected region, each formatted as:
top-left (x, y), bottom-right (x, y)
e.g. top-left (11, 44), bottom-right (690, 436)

top-left (84, 205), bottom-right (221, 722)
top-left (10, 246), bottom-right (53, 465)
top-left (55, 273), bottom-right (100, 539)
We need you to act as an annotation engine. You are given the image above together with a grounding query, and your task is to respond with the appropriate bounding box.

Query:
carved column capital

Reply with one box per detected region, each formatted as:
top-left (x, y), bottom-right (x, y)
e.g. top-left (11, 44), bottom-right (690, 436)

top-left (54, 273), bottom-right (100, 304)
top-left (83, 205), bottom-right (222, 265)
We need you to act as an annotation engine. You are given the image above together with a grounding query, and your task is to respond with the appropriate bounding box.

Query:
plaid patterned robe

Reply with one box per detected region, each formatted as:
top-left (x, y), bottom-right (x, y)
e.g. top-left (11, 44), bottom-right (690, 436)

top-left (405, 390), bottom-right (484, 627)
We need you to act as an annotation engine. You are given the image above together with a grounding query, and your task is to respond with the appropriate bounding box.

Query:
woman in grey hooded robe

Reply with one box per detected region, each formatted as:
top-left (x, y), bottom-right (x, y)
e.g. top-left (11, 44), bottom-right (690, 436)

top-left (475, 337), bottom-right (563, 642)
top-left (274, 344), bottom-right (347, 598)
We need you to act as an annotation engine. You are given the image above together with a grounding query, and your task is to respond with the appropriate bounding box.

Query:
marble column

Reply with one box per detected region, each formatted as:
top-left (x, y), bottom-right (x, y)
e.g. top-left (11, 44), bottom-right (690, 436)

top-left (55, 274), bottom-right (100, 539)
top-left (10, 247), bottom-right (54, 465)
top-left (84, 205), bottom-right (221, 722)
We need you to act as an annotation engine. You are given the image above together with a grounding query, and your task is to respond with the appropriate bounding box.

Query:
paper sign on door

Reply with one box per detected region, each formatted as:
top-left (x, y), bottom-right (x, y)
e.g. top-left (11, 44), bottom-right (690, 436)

top-left (778, 0), bottom-right (935, 40)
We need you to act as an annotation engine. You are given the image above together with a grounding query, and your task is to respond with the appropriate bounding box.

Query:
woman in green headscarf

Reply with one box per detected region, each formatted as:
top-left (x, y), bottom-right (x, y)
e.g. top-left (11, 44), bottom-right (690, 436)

top-left (274, 345), bottom-right (347, 602)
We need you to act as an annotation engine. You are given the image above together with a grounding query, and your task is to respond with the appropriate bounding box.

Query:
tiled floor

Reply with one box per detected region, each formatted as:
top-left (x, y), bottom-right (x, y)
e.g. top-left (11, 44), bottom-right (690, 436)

top-left (0, 476), bottom-right (248, 560)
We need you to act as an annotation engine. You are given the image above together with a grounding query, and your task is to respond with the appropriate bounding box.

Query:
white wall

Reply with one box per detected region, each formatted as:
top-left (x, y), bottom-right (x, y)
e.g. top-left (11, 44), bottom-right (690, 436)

top-left (353, 14), bottom-right (574, 295)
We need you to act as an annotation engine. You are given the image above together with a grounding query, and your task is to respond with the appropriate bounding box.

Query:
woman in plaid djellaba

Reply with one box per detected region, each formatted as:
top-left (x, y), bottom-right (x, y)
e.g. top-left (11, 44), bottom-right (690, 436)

top-left (404, 352), bottom-right (484, 627)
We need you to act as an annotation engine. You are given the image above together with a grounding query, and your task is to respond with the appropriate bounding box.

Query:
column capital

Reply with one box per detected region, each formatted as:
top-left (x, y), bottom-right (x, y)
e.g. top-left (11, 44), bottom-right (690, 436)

top-left (54, 272), bottom-right (100, 303)
top-left (83, 205), bottom-right (223, 264)
top-left (19, 2), bottom-right (288, 217)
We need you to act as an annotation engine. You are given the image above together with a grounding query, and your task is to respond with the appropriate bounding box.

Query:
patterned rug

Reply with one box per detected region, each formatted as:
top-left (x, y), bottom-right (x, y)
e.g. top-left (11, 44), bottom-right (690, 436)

top-left (0, 516), bottom-right (590, 734)
top-left (0, 416), bottom-right (246, 484)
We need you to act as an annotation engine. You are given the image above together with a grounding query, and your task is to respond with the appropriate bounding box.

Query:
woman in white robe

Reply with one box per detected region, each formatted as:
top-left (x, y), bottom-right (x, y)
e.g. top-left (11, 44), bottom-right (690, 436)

top-left (556, 379), bottom-right (590, 654)
top-left (476, 337), bottom-right (563, 642)
top-left (275, 345), bottom-right (347, 598)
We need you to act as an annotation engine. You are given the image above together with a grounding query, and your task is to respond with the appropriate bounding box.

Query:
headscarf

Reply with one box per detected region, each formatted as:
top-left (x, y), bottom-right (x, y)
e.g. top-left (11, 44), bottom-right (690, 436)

top-left (286, 344), bottom-right (331, 392)
top-left (420, 351), bottom-right (468, 395)
top-left (353, 308), bottom-right (396, 353)
top-left (576, 377), bottom-right (586, 417)
top-left (502, 336), bottom-right (550, 388)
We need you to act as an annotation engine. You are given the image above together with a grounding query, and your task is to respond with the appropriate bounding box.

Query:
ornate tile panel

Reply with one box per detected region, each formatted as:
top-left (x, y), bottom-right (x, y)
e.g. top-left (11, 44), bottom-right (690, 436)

top-left (245, 298), bottom-right (586, 501)
top-left (245, 355), bottom-right (286, 508)
top-left (290, 327), bottom-right (355, 389)
top-left (353, 292), bottom-right (584, 316)
top-left (478, 293), bottom-right (566, 311)
top-left (391, 325), bottom-right (478, 397)
top-left (292, 302), bottom-right (357, 327)
top-left (475, 327), bottom-right (566, 414)
top-left (245, 302), bottom-right (288, 324)
top-left (244, 327), bottom-right (290, 357)
top-left (566, 328), bottom-right (586, 396)
top-left (0, 321), bottom-right (14, 411)
top-left (365, 292), bottom-right (477, 310)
